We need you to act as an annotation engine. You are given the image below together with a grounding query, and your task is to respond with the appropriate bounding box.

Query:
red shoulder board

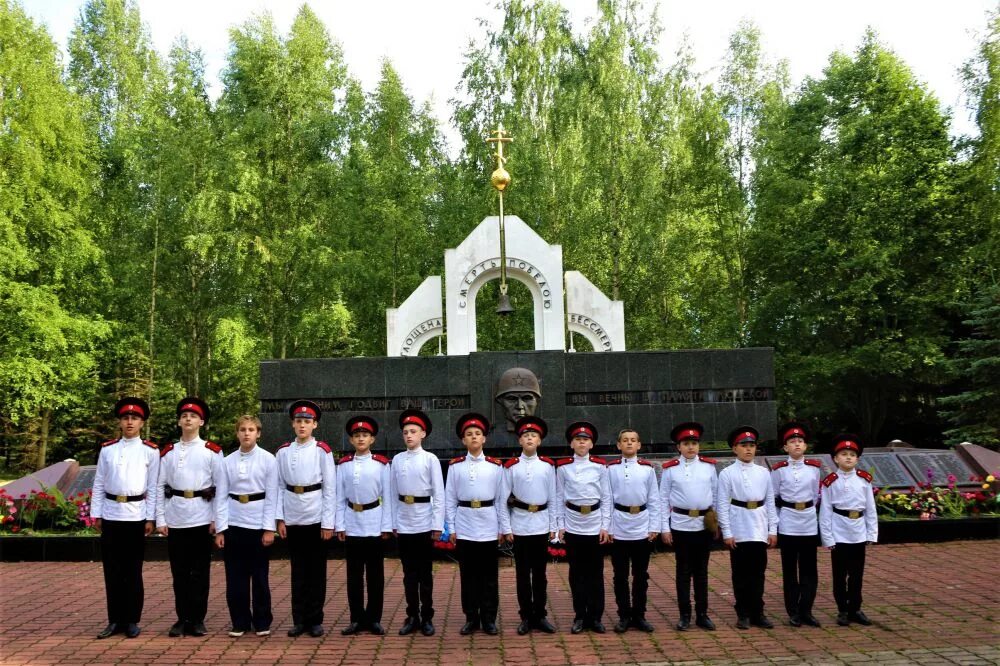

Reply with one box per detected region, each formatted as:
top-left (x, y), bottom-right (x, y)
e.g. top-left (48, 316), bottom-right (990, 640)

top-left (449, 455), bottom-right (465, 465)
top-left (205, 441), bottom-right (222, 454)
top-left (373, 454), bottom-right (390, 465)
top-left (699, 456), bottom-right (717, 464)
top-left (277, 442), bottom-right (292, 451)
top-left (503, 458), bottom-right (520, 469)
top-left (101, 439), bottom-right (117, 448)
top-left (337, 453), bottom-right (355, 465)
top-left (590, 456), bottom-right (607, 465)
top-left (143, 439), bottom-right (158, 450)
top-left (486, 456), bottom-right (503, 466)
top-left (662, 459), bottom-right (680, 469)
top-left (539, 456), bottom-right (556, 466)
top-left (821, 473), bottom-right (839, 487)
top-left (805, 459), bottom-right (822, 468)
top-left (857, 470), bottom-right (873, 483)
top-left (771, 460), bottom-right (789, 470)
top-left (316, 441), bottom-right (332, 454)
top-left (555, 457), bottom-right (573, 467)
top-left (607, 457), bottom-right (622, 465)
top-left (160, 443), bottom-right (174, 458)
top-left (637, 458), bottom-right (653, 467)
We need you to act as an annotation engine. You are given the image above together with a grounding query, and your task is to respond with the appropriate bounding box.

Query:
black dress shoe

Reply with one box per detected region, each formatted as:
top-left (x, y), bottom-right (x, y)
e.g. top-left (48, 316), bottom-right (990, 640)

top-left (186, 622), bottom-right (208, 637)
top-left (342, 622), bottom-right (363, 636)
top-left (308, 625), bottom-right (325, 637)
top-left (420, 620), bottom-right (435, 636)
top-left (695, 614), bottom-right (716, 631)
top-left (398, 617), bottom-right (419, 635)
top-left (287, 624), bottom-right (306, 637)
top-left (735, 616), bottom-right (751, 630)
top-left (751, 615), bottom-right (773, 629)
top-left (571, 619), bottom-right (585, 634)
top-left (96, 623), bottom-right (120, 639)
top-left (836, 612), bottom-right (850, 626)
top-left (850, 611), bottom-right (872, 626)
top-left (632, 618), bottom-right (654, 633)
top-left (788, 614), bottom-right (802, 627)
top-left (590, 621), bottom-right (606, 634)
top-left (534, 618), bottom-right (556, 634)
top-left (676, 614), bottom-right (691, 631)
top-left (613, 618), bottom-right (629, 633)
top-left (369, 622), bottom-right (385, 636)
top-left (168, 621), bottom-right (185, 637)
top-left (124, 623), bottom-right (141, 638)
top-left (459, 620), bottom-right (479, 635)
top-left (482, 621), bottom-right (499, 635)
top-left (516, 620), bottom-right (531, 635)
top-left (801, 613), bottom-right (822, 627)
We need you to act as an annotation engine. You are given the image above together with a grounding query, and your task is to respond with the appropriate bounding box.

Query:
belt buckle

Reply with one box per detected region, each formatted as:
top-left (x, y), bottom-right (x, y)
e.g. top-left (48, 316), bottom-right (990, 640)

top-left (352, 502), bottom-right (364, 512)
top-left (746, 500), bottom-right (759, 510)
top-left (528, 504), bottom-right (539, 513)
top-left (293, 485), bottom-right (304, 494)
top-left (183, 490), bottom-right (195, 499)
top-left (688, 509), bottom-right (700, 518)
top-left (116, 495), bottom-right (128, 503)
top-left (470, 499), bottom-right (482, 509)
top-left (794, 502), bottom-right (807, 510)
top-left (238, 494), bottom-right (250, 504)
top-left (403, 495), bottom-right (415, 505)
top-left (580, 505), bottom-right (592, 515)
top-left (848, 510), bottom-right (860, 519)
top-left (629, 505), bottom-right (641, 515)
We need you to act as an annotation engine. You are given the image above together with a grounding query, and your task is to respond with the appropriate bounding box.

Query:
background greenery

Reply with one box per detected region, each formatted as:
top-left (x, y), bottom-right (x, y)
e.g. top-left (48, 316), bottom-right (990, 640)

top-left (1, 0), bottom-right (997, 471)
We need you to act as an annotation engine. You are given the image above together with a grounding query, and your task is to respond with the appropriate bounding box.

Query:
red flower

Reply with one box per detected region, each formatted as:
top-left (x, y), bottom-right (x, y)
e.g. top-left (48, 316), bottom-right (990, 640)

top-left (10, 526), bottom-right (20, 533)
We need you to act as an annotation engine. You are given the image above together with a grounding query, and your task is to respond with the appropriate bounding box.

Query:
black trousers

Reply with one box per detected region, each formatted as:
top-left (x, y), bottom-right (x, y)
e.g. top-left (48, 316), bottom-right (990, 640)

top-left (345, 536), bottom-right (384, 624)
top-left (512, 533), bottom-right (549, 621)
top-left (831, 541), bottom-right (866, 613)
top-left (397, 531), bottom-right (435, 621)
top-left (286, 523), bottom-right (327, 626)
top-left (100, 519), bottom-right (146, 625)
top-left (564, 532), bottom-right (604, 623)
top-left (456, 539), bottom-right (499, 624)
top-left (167, 524), bottom-right (213, 624)
top-left (223, 526), bottom-right (273, 632)
top-left (672, 529), bottom-right (712, 616)
top-left (729, 541), bottom-right (768, 619)
top-left (611, 538), bottom-right (651, 621)
top-left (778, 533), bottom-right (819, 617)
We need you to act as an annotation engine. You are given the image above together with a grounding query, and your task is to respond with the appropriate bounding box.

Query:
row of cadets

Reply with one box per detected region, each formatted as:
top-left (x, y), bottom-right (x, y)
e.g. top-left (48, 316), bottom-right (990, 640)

top-left (92, 397), bottom-right (160, 639)
top-left (555, 421), bottom-right (611, 634)
top-left (275, 399), bottom-right (337, 638)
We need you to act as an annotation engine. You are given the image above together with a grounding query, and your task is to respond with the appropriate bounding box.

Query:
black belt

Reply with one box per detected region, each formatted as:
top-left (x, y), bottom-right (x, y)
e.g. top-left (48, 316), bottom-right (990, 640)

top-left (347, 499), bottom-right (381, 512)
top-left (776, 497), bottom-right (815, 510)
top-left (672, 506), bottom-right (709, 517)
top-left (165, 485), bottom-right (215, 500)
top-left (398, 494), bottom-right (431, 504)
top-left (833, 507), bottom-right (865, 519)
top-left (730, 498), bottom-right (765, 509)
top-left (565, 500), bottom-right (600, 515)
top-left (509, 496), bottom-right (548, 513)
top-left (229, 492), bottom-right (266, 504)
top-left (614, 502), bottom-right (646, 514)
top-left (105, 492), bottom-right (147, 503)
top-left (285, 483), bottom-right (322, 494)
top-left (458, 499), bottom-right (495, 508)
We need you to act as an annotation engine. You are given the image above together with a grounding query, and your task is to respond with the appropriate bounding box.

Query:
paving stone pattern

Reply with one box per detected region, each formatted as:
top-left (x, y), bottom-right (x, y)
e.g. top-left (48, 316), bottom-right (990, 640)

top-left (1, 540), bottom-right (997, 665)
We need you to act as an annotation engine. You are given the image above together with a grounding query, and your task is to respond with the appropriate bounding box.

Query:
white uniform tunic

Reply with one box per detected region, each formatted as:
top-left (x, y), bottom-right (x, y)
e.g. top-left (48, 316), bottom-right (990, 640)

top-left (389, 446), bottom-right (445, 534)
top-left (334, 452), bottom-right (392, 537)
top-left (770, 457), bottom-right (822, 536)
top-left (216, 445), bottom-right (277, 532)
top-left (819, 468), bottom-right (878, 546)
top-left (607, 456), bottom-right (661, 541)
top-left (716, 461), bottom-right (778, 543)
top-left (659, 456), bottom-right (718, 533)
top-left (445, 453), bottom-right (505, 542)
top-left (555, 455), bottom-right (611, 536)
top-left (497, 454), bottom-right (557, 536)
top-left (90, 437), bottom-right (159, 522)
top-left (156, 438), bottom-right (224, 529)
top-left (274, 438), bottom-right (337, 529)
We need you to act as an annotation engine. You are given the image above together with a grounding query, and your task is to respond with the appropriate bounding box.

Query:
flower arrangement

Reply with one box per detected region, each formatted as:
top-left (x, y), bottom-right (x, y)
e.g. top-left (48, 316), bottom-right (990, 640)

top-left (875, 472), bottom-right (999, 520)
top-left (0, 486), bottom-right (97, 534)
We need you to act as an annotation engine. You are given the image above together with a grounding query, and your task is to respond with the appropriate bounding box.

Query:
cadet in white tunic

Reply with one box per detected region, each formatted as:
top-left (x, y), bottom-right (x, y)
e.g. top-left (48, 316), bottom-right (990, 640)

top-left (716, 426), bottom-right (778, 630)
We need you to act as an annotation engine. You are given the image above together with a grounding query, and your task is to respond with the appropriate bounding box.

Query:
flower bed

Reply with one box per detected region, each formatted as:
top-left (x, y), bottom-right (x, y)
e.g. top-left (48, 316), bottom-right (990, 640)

top-left (875, 474), bottom-right (998, 520)
top-left (0, 486), bottom-right (96, 535)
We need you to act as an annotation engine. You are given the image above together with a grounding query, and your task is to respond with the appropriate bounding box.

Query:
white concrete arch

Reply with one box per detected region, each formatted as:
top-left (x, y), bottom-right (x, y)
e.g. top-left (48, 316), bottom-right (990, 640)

top-left (386, 277), bottom-right (444, 356)
top-left (565, 270), bottom-right (625, 352)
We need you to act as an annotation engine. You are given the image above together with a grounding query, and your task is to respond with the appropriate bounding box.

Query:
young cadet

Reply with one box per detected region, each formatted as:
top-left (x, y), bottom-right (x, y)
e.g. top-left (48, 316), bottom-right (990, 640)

top-left (274, 400), bottom-right (337, 638)
top-left (660, 421), bottom-right (718, 632)
top-left (156, 397), bottom-right (224, 638)
top-left (335, 415), bottom-right (392, 636)
top-left (770, 421), bottom-right (823, 628)
top-left (91, 397), bottom-right (159, 640)
top-left (819, 434), bottom-right (878, 627)
top-left (498, 415), bottom-right (558, 635)
top-left (446, 412), bottom-right (506, 636)
top-left (607, 427), bottom-right (661, 633)
top-left (390, 408), bottom-right (444, 637)
top-left (555, 420), bottom-right (611, 634)
top-left (716, 426), bottom-right (779, 630)
top-left (215, 415), bottom-right (277, 638)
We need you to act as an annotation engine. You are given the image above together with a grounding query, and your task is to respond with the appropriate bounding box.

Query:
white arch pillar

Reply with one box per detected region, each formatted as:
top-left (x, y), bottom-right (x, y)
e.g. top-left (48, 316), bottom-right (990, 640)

top-left (565, 270), bottom-right (625, 351)
top-left (386, 276), bottom-right (444, 357)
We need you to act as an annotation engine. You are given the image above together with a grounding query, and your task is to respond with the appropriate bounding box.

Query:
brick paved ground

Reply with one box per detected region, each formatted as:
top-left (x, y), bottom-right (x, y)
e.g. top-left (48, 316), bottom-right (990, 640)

top-left (1, 540), bottom-right (997, 665)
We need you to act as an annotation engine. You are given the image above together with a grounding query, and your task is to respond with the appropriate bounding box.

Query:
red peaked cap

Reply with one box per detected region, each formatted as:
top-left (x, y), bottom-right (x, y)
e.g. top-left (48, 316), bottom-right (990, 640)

top-left (176, 396), bottom-right (210, 422)
top-left (670, 421), bottom-right (704, 444)
top-left (832, 433), bottom-right (863, 456)
top-left (515, 415), bottom-right (548, 439)
top-left (346, 415), bottom-right (379, 437)
top-left (114, 397), bottom-right (150, 420)
top-left (289, 399), bottom-right (321, 421)
top-left (779, 421), bottom-right (810, 443)
top-left (399, 409), bottom-right (432, 435)
top-left (455, 412), bottom-right (490, 438)
top-left (727, 425), bottom-right (760, 448)
top-left (565, 420), bottom-right (597, 443)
